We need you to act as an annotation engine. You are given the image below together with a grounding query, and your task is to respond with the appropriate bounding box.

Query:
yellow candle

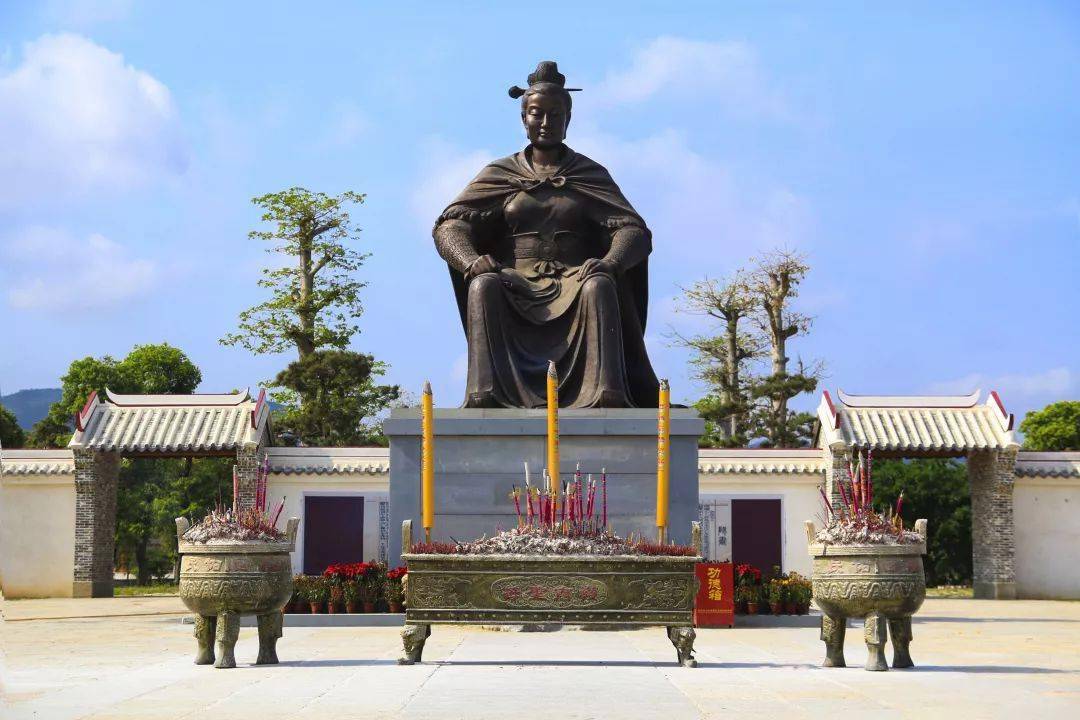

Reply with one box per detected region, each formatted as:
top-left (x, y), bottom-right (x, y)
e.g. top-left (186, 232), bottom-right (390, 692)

top-left (656, 378), bottom-right (670, 540)
top-left (421, 381), bottom-right (434, 540)
top-left (546, 360), bottom-right (559, 500)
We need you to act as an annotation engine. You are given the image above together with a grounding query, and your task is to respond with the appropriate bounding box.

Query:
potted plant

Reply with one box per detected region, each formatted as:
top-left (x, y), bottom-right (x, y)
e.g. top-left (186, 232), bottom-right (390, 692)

top-left (734, 563), bottom-right (761, 614)
top-left (290, 575), bottom-right (309, 613)
top-left (175, 462), bottom-right (299, 669)
top-left (343, 569), bottom-right (362, 613)
top-left (306, 576), bottom-right (329, 614)
top-left (807, 449), bottom-right (928, 671)
top-left (323, 564), bottom-right (348, 614)
top-left (386, 566), bottom-right (407, 613)
top-left (788, 573), bottom-right (812, 614)
top-left (783, 576), bottom-right (799, 614)
top-left (767, 577), bottom-right (785, 615)
top-left (362, 562), bottom-right (385, 613)
top-left (749, 584), bottom-right (764, 614)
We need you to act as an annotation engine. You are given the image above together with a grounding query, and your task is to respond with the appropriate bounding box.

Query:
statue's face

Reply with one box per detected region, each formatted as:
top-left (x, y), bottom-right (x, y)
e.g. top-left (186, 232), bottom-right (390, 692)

top-left (522, 92), bottom-right (569, 149)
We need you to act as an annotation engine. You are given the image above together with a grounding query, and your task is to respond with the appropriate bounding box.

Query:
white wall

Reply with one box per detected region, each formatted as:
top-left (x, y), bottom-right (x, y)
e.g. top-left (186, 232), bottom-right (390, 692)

top-left (699, 472), bottom-right (821, 577)
top-left (0, 473), bottom-right (76, 598)
top-left (1014, 476), bottom-right (1080, 599)
top-left (266, 473), bottom-right (390, 575)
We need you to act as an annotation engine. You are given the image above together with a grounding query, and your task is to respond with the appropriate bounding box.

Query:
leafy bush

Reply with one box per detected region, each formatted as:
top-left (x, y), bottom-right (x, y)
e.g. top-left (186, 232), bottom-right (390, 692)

top-left (870, 458), bottom-right (972, 586)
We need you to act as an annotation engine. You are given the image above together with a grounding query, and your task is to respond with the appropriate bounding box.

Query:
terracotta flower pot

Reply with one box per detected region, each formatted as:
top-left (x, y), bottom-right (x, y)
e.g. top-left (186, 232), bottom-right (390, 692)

top-left (363, 601), bottom-right (377, 613)
top-left (785, 602), bottom-right (798, 615)
top-left (769, 602), bottom-right (783, 615)
top-left (345, 601), bottom-right (359, 613)
top-left (327, 602), bottom-right (339, 614)
top-left (309, 601), bottom-right (324, 614)
top-left (746, 601), bottom-right (760, 615)
top-left (389, 602), bottom-right (404, 614)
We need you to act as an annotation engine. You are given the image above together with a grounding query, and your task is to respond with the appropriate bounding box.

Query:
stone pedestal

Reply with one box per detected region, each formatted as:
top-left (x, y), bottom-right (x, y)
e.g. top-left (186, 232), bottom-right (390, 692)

top-left (385, 408), bottom-right (704, 567)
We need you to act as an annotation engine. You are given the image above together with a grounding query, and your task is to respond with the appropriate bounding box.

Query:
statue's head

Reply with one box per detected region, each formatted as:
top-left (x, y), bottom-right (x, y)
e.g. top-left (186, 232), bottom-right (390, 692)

top-left (510, 61), bottom-right (580, 150)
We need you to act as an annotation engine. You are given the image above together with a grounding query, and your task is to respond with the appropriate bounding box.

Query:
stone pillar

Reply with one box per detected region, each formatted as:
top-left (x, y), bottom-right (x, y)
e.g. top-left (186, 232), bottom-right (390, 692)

top-left (72, 449), bottom-right (120, 598)
top-left (968, 447), bottom-right (1018, 599)
top-left (822, 442), bottom-right (851, 515)
top-left (234, 442), bottom-right (264, 510)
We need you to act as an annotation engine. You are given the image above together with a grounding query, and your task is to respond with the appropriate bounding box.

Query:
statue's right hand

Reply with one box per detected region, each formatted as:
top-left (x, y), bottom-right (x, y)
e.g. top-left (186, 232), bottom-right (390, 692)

top-left (466, 254), bottom-right (501, 280)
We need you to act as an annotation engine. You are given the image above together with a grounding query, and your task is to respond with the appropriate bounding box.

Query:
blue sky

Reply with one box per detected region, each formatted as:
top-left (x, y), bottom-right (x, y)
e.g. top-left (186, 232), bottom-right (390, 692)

top-left (1, 1), bottom-right (1077, 423)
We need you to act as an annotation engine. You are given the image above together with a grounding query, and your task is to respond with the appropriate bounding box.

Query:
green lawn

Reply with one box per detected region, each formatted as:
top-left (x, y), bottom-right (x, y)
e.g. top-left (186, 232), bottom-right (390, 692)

top-left (114, 583), bottom-right (178, 597)
top-left (925, 585), bottom-right (973, 598)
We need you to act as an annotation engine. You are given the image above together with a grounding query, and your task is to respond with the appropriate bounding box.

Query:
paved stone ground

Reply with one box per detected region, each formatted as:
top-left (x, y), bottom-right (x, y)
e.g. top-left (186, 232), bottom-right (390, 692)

top-left (2, 598), bottom-right (1078, 719)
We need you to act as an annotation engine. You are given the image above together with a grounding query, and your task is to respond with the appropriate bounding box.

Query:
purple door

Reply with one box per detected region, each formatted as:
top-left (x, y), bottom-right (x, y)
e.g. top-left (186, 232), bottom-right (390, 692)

top-left (303, 496), bottom-right (364, 575)
top-left (731, 499), bottom-right (783, 579)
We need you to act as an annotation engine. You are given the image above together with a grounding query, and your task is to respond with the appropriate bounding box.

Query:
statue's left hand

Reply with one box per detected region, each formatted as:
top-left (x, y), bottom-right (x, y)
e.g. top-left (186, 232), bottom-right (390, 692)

top-left (579, 258), bottom-right (616, 280)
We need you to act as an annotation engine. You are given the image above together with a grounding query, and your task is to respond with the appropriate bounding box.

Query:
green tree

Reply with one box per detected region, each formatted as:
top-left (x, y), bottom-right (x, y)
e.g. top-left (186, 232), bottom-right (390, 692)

top-left (0, 404), bottom-right (25, 449)
top-left (677, 250), bottom-right (822, 448)
top-left (29, 343), bottom-right (207, 584)
top-left (28, 355), bottom-right (122, 447)
top-left (745, 250), bottom-right (823, 447)
top-left (1020, 400), bottom-right (1080, 451)
top-left (27, 344), bottom-right (203, 448)
top-left (220, 187), bottom-right (369, 360)
top-left (117, 457), bottom-right (232, 584)
top-left (870, 458), bottom-right (972, 586)
top-left (272, 350), bottom-right (401, 446)
top-left (675, 273), bottom-right (761, 447)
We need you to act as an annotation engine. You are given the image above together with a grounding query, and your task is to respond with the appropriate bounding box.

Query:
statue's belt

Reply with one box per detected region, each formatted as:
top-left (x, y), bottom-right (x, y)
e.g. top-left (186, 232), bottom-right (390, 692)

top-left (509, 231), bottom-right (581, 260)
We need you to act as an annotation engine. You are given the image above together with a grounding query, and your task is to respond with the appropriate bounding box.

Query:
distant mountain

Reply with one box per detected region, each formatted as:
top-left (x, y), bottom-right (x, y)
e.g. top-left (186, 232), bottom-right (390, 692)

top-left (0, 388), bottom-right (61, 430)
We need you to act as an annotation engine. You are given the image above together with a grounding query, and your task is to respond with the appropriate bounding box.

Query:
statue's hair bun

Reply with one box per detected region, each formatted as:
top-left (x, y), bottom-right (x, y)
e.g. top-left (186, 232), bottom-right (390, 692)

top-left (509, 61), bottom-right (581, 100)
top-left (528, 61), bottom-right (566, 87)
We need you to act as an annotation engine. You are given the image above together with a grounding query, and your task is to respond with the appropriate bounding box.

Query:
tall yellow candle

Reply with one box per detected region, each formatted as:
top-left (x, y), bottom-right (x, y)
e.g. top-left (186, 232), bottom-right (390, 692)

top-left (546, 360), bottom-right (559, 500)
top-left (421, 381), bottom-right (434, 541)
top-left (656, 378), bottom-right (670, 541)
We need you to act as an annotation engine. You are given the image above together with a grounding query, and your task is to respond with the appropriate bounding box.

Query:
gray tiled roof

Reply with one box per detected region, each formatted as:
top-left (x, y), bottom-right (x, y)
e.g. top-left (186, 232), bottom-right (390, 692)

top-left (816, 390), bottom-right (1018, 452)
top-left (68, 390), bottom-right (269, 454)
top-left (698, 449), bottom-right (824, 474)
top-left (0, 449), bottom-right (75, 476)
top-left (1015, 452), bottom-right (1080, 478)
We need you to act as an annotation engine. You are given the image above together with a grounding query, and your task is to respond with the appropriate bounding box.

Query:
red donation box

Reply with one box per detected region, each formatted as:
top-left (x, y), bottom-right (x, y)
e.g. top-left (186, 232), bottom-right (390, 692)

top-left (693, 562), bottom-right (734, 627)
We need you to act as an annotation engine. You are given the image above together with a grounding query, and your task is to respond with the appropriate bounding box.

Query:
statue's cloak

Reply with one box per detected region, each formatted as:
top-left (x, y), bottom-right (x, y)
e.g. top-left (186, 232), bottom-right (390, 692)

top-left (433, 146), bottom-right (658, 407)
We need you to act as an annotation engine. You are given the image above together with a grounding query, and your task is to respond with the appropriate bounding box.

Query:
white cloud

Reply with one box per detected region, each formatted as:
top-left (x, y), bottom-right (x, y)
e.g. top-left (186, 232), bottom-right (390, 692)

top-left (409, 137), bottom-right (493, 232)
top-left (0, 33), bottom-right (186, 208)
top-left (3, 226), bottom-right (159, 312)
top-left (926, 368), bottom-right (1075, 405)
top-left (572, 124), bottom-right (812, 266)
top-left (594, 36), bottom-right (789, 121)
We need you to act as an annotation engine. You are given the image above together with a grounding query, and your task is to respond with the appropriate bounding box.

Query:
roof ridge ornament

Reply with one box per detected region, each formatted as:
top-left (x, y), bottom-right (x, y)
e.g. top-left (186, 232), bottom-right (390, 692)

top-left (836, 389), bottom-right (981, 409)
top-left (103, 389), bottom-right (252, 407)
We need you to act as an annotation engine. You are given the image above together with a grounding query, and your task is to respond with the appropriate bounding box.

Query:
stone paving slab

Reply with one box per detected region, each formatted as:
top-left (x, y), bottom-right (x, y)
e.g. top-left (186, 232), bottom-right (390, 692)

top-left (1, 599), bottom-right (1078, 719)
top-left (1, 595), bottom-right (187, 621)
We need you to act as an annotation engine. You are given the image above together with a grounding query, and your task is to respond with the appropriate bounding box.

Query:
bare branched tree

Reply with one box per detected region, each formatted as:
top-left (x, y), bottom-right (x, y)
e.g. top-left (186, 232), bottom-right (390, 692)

top-left (746, 250), bottom-right (824, 447)
top-left (674, 271), bottom-right (762, 446)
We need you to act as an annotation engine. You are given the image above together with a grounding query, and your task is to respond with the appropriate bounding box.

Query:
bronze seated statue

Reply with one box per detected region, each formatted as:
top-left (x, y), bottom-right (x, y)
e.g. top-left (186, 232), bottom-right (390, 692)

top-left (433, 61), bottom-right (660, 409)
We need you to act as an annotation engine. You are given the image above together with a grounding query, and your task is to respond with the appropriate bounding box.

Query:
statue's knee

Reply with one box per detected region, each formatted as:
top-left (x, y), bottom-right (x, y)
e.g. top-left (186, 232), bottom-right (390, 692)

top-left (580, 273), bottom-right (616, 301)
top-left (467, 272), bottom-right (501, 303)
